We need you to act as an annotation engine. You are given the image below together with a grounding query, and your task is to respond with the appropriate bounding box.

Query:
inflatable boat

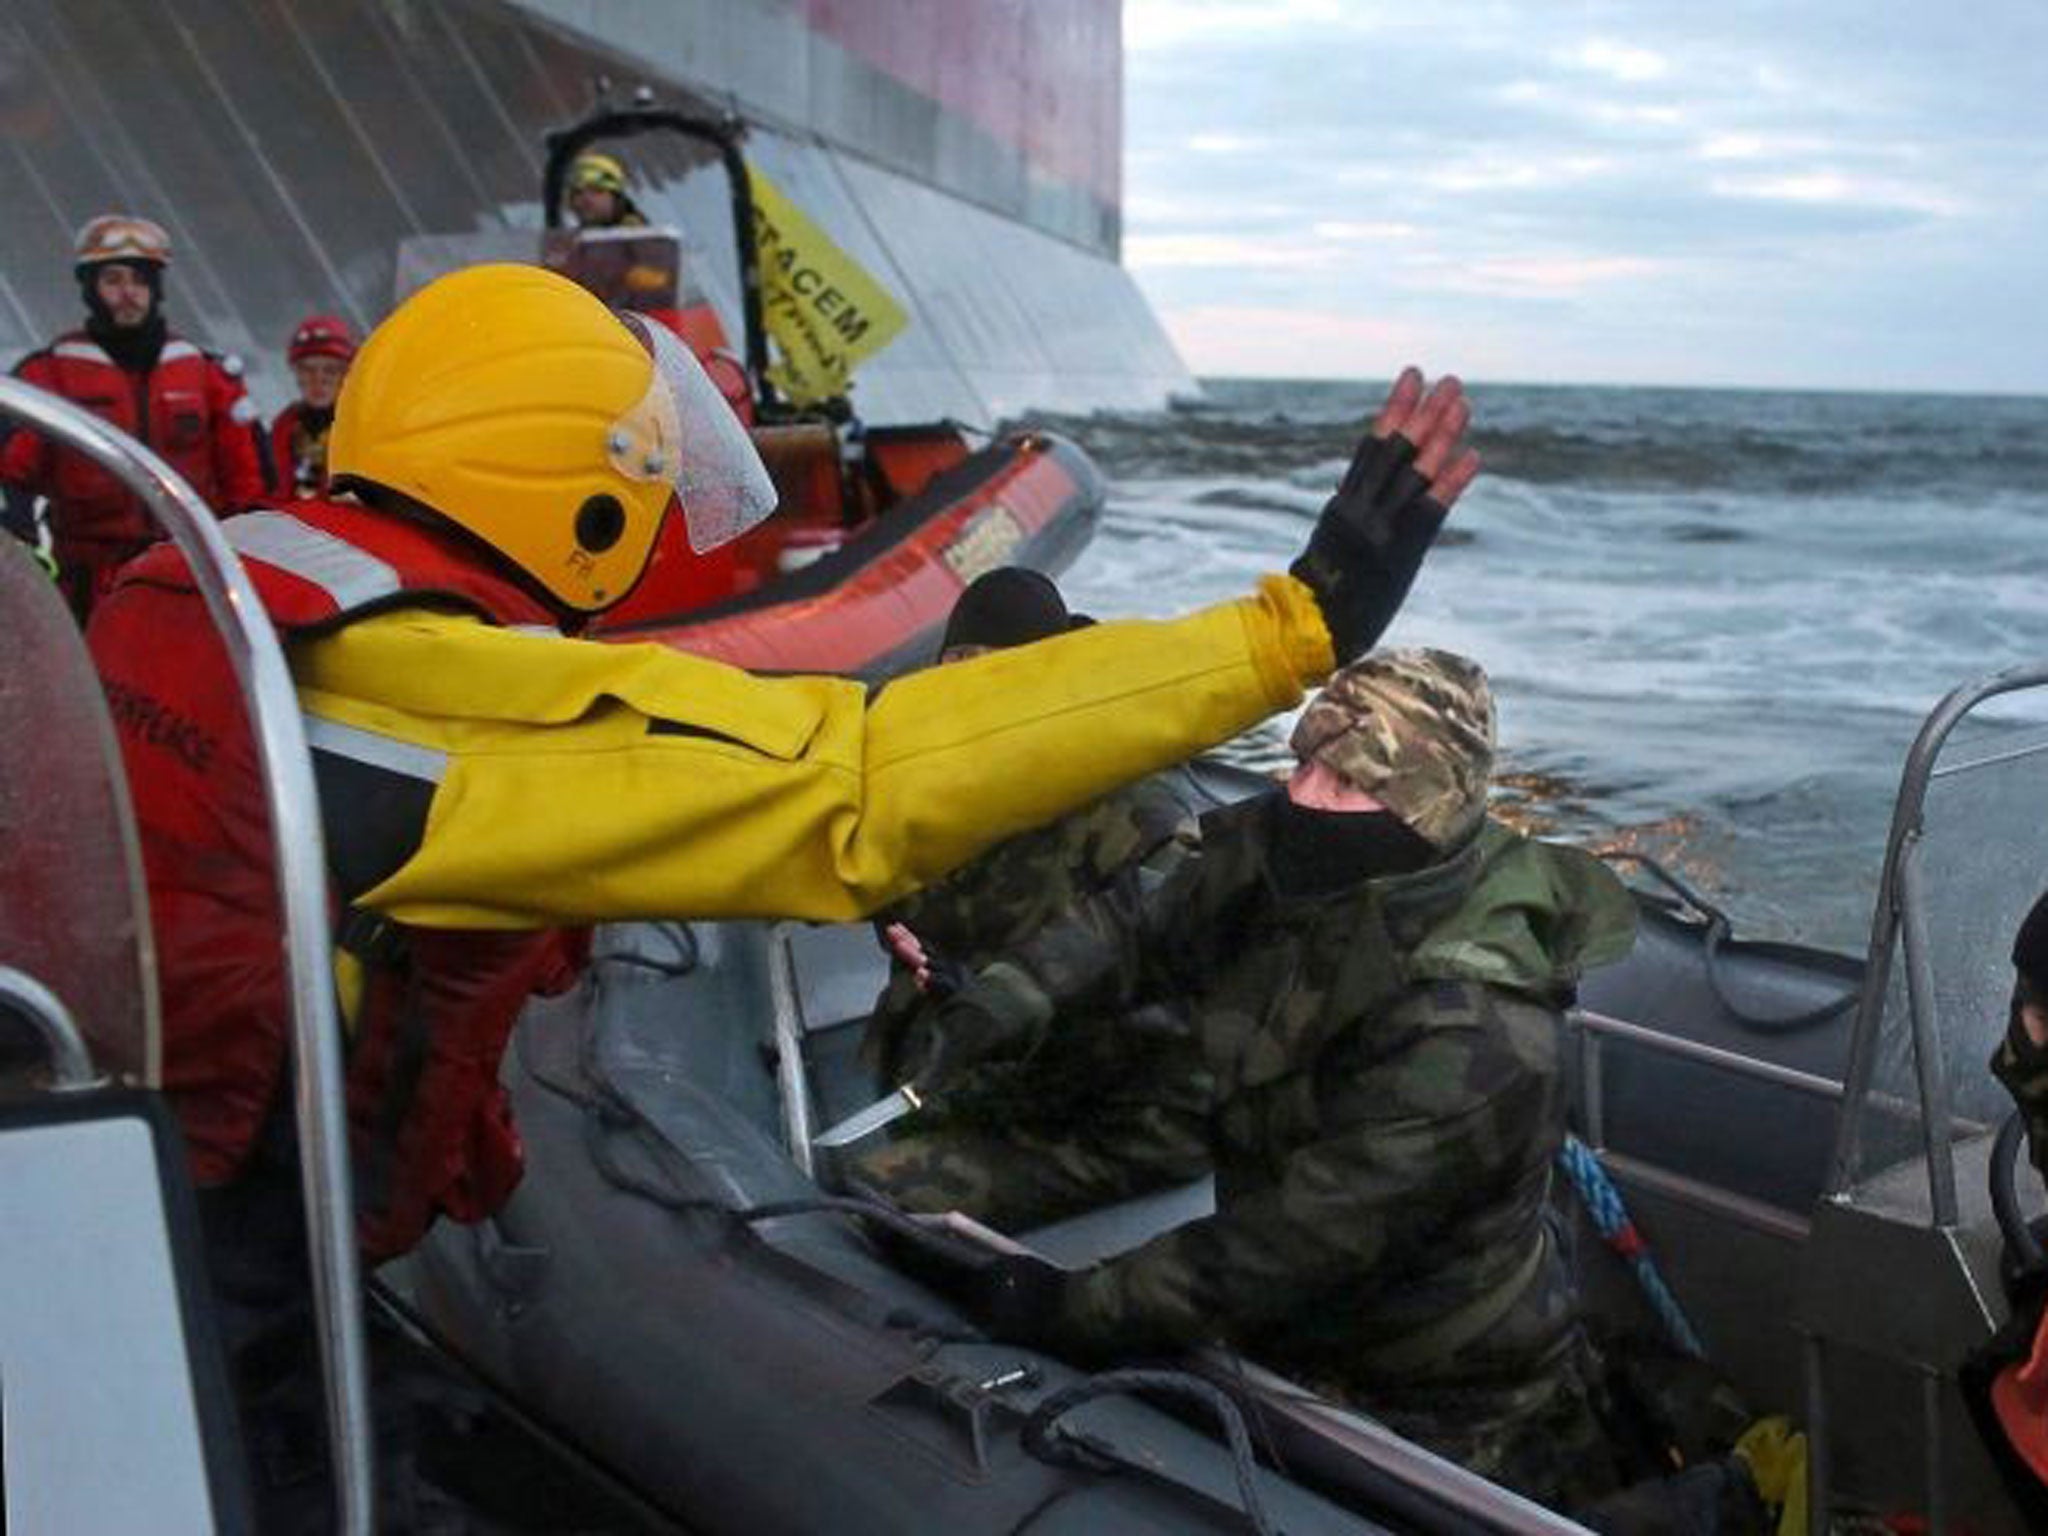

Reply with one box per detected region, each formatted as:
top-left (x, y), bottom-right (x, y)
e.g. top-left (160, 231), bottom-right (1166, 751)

top-left (7, 377), bottom-right (2048, 1534)
top-left (595, 423), bottom-right (1103, 678)
top-left (396, 101), bottom-right (1108, 675)
top-left (403, 696), bottom-right (2048, 1534)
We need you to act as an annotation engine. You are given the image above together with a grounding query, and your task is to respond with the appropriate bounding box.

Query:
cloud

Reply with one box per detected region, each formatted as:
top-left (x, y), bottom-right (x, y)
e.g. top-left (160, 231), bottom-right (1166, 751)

top-left (1125, 0), bottom-right (1392, 49)
top-left (1121, 0), bottom-right (2048, 389)
top-left (1185, 132), bottom-right (1270, 155)
top-left (1556, 38), bottom-right (1670, 83)
top-left (1708, 169), bottom-right (1965, 219)
top-left (1419, 254), bottom-right (1664, 298)
top-left (1155, 302), bottom-right (1448, 377)
top-left (1310, 220), bottom-right (1422, 242)
top-left (1124, 232), bottom-right (1345, 271)
top-left (1695, 133), bottom-right (1784, 162)
top-left (1411, 154), bottom-right (1619, 194)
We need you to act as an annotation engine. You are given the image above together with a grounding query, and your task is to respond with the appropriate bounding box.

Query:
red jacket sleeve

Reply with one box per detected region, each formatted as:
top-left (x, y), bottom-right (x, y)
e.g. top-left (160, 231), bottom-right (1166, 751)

top-left (206, 359), bottom-right (267, 513)
top-left (0, 354), bottom-right (57, 495)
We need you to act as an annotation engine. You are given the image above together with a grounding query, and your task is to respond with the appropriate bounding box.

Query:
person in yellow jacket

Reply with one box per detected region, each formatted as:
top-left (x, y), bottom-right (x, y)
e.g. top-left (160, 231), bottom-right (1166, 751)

top-left (88, 262), bottom-right (1476, 1529)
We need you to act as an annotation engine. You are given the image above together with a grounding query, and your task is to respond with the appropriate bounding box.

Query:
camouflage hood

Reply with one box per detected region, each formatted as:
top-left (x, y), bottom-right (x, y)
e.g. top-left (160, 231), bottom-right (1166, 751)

top-left (1290, 648), bottom-right (1494, 848)
top-left (1409, 823), bottom-right (1638, 999)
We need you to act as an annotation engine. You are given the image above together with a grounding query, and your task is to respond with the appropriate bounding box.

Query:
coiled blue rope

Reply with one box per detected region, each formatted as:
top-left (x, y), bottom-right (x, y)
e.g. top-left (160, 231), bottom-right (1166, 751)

top-left (1558, 1133), bottom-right (1706, 1358)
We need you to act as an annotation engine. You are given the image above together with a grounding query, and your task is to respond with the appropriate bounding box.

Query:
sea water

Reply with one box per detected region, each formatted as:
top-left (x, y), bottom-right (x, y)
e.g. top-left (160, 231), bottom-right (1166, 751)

top-left (1038, 379), bottom-right (2048, 954)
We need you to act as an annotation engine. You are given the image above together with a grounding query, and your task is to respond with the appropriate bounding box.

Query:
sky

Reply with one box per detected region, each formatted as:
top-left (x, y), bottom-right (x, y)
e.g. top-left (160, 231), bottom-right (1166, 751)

top-left (1120, 1), bottom-right (2048, 393)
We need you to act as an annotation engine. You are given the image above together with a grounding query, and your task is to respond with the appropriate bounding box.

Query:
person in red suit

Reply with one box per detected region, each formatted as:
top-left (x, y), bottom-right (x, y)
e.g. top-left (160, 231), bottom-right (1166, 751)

top-left (268, 314), bottom-right (356, 499)
top-left (0, 213), bottom-right (265, 620)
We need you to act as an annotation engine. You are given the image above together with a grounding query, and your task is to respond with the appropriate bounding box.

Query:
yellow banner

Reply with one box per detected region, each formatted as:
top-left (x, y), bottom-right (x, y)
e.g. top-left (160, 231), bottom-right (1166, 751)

top-left (748, 166), bottom-right (910, 406)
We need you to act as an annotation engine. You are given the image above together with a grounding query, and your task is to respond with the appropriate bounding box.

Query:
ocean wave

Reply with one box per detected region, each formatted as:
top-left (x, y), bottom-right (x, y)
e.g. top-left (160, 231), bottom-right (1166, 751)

top-left (1022, 381), bottom-right (2048, 499)
top-left (1665, 522), bottom-right (1751, 544)
top-left (1051, 377), bottom-right (2048, 950)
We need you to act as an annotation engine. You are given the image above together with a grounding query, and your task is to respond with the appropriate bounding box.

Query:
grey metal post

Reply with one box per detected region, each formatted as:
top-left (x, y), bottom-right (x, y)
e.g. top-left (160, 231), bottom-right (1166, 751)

top-left (768, 922), bottom-right (816, 1175)
top-left (1571, 1010), bottom-right (1607, 1150)
top-left (0, 377), bottom-right (373, 1536)
top-left (1921, 1367), bottom-right (1947, 1535)
top-left (1895, 840), bottom-right (1960, 1226)
top-left (1803, 1331), bottom-right (1832, 1533)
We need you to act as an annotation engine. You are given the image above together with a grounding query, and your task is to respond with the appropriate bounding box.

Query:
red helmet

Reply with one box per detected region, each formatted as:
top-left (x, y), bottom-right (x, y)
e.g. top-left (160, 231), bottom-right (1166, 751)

top-left (73, 213), bottom-right (171, 270)
top-left (287, 314), bottom-right (357, 365)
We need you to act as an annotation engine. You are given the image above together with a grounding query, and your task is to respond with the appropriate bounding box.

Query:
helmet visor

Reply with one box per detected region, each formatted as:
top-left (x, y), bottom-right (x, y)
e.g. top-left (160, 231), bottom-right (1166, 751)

top-left (611, 313), bottom-right (777, 553)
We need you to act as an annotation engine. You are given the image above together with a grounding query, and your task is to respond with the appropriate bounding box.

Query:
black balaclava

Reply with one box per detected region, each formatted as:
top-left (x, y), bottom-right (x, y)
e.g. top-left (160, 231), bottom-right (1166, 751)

top-left (940, 567), bottom-right (1081, 653)
top-left (78, 260), bottom-right (166, 373)
top-left (2016, 891), bottom-right (2048, 989)
top-left (2012, 892), bottom-right (2048, 1036)
top-left (1266, 793), bottom-right (1437, 898)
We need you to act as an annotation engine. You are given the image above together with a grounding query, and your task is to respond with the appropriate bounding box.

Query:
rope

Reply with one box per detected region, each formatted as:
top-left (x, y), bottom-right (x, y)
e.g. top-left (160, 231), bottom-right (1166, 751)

top-left (1557, 1133), bottom-right (1705, 1359)
top-left (579, 1102), bottom-right (961, 1255)
top-left (1599, 852), bottom-right (1858, 1034)
top-left (596, 921), bottom-right (699, 977)
top-left (1022, 1368), bottom-right (1279, 1536)
top-left (1993, 1110), bottom-right (2047, 1274)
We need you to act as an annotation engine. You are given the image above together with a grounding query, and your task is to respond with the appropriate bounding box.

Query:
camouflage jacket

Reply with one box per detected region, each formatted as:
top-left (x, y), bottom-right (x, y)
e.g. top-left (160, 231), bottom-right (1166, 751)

top-left (968, 793), bottom-right (1636, 1396)
top-left (862, 768), bottom-right (1205, 1123)
top-left (1992, 1007), bottom-right (2048, 1182)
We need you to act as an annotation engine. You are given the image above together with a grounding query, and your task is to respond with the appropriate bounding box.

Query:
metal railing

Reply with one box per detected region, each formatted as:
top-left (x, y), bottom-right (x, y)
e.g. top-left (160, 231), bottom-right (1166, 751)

top-left (1194, 1351), bottom-right (1596, 1535)
top-left (768, 922), bottom-right (818, 1176)
top-left (0, 963), bottom-right (100, 1090)
top-left (1827, 664), bottom-right (2048, 1221)
top-left (0, 376), bottom-right (373, 1535)
top-left (1804, 666), bottom-right (2048, 1536)
top-left (1570, 1002), bottom-right (1997, 1242)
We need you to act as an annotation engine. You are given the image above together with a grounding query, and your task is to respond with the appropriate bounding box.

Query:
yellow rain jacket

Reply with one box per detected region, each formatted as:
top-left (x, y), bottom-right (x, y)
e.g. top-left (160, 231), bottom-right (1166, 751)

top-left (295, 575), bottom-right (1332, 931)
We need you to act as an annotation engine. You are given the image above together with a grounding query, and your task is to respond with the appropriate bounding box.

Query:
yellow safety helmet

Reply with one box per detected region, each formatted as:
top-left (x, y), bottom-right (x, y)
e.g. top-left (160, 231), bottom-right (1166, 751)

top-left (568, 151), bottom-right (629, 196)
top-left (328, 264), bottom-right (775, 612)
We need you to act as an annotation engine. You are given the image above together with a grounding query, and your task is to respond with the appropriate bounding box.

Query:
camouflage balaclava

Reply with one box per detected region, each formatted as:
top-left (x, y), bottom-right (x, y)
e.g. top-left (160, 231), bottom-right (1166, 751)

top-left (1288, 647), bottom-right (1495, 848)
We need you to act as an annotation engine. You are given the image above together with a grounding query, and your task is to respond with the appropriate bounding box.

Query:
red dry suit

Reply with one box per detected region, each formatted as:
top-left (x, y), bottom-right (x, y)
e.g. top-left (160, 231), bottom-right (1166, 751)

top-left (267, 401), bottom-right (334, 499)
top-left (2, 330), bottom-right (265, 613)
top-left (89, 499), bottom-right (585, 1261)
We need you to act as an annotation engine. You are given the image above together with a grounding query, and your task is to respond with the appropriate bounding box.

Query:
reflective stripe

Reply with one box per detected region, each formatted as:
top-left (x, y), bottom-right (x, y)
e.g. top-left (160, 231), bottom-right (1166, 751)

top-left (228, 510), bottom-right (401, 611)
top-left (159, 339), bottom-right (201, 362)
top-left (52, 339), bottom-right (112, 365)
top-left (305, 715), bottom-right (447, 784)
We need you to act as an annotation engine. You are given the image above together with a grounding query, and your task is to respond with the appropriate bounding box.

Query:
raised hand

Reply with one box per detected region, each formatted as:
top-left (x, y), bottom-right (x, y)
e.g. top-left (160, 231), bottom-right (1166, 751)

top-left (1289, 368), bottom-right (1480, 663)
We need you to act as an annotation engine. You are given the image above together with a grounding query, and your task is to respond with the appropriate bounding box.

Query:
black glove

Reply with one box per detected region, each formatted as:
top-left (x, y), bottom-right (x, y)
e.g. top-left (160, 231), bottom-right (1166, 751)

top-left (1290, 426), bottom-right (1449, 664)
top-left (919, 947), bottom-right (969, 1003)
top-left (877, 920), bottom-right (969, 1001)
top-left (905, 976), bottom-right (1043, 1092)
top-left (969, 1251), bottom-right (1071, 1343)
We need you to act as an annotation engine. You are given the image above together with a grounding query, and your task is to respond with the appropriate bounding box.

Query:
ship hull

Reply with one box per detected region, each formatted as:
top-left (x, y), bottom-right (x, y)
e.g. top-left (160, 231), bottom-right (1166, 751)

top-left (0, 1), bottom-right (1190, 427)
